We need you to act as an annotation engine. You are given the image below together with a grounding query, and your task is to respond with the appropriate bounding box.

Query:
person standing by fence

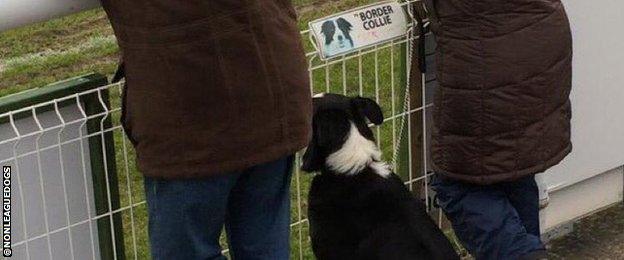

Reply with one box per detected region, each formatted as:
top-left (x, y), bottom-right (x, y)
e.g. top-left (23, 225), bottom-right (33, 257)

top-left (100, 0), bottom-right (312, 259)
top-left (425, 0), bottom-right (573, 259)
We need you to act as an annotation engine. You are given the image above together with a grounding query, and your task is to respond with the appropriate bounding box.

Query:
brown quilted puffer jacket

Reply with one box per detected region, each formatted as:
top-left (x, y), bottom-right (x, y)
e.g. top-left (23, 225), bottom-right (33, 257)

top-left (101, 0), bottom-right (312, 179)
top-left (426, 0), bottom-right (573, 184)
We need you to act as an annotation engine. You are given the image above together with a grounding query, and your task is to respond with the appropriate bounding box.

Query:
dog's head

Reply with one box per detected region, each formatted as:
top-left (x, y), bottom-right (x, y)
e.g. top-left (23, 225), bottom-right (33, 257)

top-left (301, 93), bottom-right (384, 174)
top-left (320, 18), bottom-right (354, 56)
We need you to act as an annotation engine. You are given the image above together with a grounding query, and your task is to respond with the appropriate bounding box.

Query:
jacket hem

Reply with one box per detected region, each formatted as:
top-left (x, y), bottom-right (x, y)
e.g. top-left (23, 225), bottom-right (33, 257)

top-left (138, 136), bottom-right (310, 180)
top-left (433, 143), bottom-right (572, 185)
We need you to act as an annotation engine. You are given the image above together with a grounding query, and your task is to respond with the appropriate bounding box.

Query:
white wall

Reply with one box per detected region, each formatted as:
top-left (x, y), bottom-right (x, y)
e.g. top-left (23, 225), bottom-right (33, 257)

top-left (541, 166), bottom-right (623, 232)
top-left (543, 0), bottom-right (624, 191)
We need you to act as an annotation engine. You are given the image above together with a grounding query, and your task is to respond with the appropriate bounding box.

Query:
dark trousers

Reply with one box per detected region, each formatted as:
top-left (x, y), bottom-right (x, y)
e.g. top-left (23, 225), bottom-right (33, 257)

top-left (432, 174), bottom-right (545, 260)
top-left (144, 156), bottom-right (294, 260)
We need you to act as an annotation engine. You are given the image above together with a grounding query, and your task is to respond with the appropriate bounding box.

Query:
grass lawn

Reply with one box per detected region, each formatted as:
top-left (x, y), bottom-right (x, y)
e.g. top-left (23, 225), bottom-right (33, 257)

top-left (1, 0), bottom-right (465, 259)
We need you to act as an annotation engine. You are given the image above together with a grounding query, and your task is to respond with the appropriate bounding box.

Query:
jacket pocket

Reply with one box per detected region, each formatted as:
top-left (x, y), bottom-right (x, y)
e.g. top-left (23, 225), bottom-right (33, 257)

top-left (211, 13), bottom-right (281, 143)
top-left (120, 36), bottom-right (235, 148)
top-left (115, 8), bottom-right (283, 149)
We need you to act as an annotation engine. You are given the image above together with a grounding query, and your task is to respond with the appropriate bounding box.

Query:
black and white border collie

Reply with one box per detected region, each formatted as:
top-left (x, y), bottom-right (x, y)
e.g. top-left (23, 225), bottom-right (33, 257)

top-left (302, 93), bottom-right (459, 260)
top-left (320, 18), bottom-right (354, 57)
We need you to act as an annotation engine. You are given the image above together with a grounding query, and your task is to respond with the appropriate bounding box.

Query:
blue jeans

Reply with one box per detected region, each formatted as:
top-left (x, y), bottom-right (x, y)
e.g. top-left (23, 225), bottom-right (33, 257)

top-left (431, 174), bottom-right (545, 260)
top-left (144, 156), bottom-right (294, 260)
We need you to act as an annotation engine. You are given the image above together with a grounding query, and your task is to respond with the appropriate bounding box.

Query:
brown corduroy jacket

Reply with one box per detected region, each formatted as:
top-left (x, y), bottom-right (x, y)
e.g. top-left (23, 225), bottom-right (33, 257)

top-left (426, 0), bottom-right (573, 184)
top-left (101, 0), bottom-right (312, 179)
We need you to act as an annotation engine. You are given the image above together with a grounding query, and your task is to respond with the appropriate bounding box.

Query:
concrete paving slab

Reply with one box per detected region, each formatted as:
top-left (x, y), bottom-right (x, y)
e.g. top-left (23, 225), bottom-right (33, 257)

top-left (548, 203), bottom-right (624, 259)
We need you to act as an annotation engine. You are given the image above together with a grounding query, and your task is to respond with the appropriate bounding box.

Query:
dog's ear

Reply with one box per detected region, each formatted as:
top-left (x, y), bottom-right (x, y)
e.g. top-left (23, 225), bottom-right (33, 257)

top-left (301, 110), bottom-right (350, 172)
top-left (336, 18), bottom-right (352, 31)
top-left (352, 97), bottom-right (384, 125)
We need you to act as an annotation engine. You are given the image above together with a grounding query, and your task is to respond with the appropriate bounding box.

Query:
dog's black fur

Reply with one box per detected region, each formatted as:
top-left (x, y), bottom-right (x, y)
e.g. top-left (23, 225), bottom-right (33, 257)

top-left (302, 94), bottom-right (459, 260)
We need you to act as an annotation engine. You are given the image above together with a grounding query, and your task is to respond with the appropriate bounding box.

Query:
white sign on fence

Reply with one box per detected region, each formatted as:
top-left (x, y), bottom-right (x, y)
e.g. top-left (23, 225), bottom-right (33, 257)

top-left (309, 0), bottom-right (408, 59)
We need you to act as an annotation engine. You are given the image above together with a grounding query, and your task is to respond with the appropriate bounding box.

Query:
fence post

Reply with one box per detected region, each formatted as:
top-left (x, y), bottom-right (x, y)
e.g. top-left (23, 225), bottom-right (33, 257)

top-left (84, 83), bottom-right (126, 260)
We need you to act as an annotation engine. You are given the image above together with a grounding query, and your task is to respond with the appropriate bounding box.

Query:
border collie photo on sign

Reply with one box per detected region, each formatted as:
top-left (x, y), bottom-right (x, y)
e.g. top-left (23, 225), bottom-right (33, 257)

top-left (320, 18), bottom-right (355, 57)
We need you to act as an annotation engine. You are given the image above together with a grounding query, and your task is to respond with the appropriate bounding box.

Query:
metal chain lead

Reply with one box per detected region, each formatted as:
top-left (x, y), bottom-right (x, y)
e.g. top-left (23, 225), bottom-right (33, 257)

top-left (391, 1), bottom-right (423, 168)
